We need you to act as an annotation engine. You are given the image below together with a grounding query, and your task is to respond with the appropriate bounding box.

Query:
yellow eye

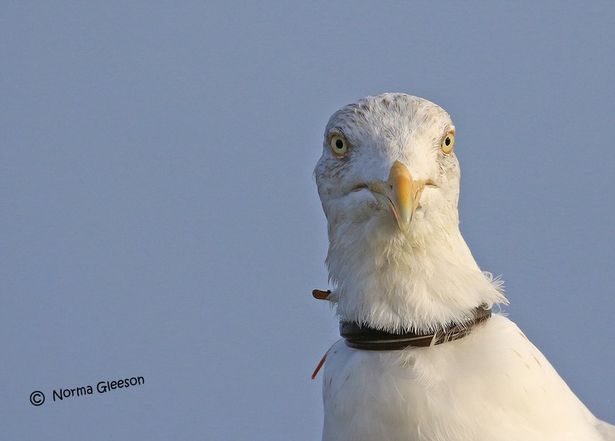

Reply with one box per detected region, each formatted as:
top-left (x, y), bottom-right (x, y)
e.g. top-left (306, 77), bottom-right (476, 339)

top-left (329, 135), bottom-right (348, 157)
top-left (441, 131), bottom-right (455, 154)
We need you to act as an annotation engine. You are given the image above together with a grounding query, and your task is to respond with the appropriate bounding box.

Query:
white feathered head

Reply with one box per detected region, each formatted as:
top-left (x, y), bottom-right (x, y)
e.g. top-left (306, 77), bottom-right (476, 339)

top-left (315, 93), bottom-right (460, 244)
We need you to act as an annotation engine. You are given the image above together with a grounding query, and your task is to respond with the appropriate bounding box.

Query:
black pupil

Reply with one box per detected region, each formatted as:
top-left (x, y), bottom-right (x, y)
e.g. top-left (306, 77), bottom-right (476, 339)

top-left (445, 137), bottom-right (451, 146)
top-left (335, 139), bottom-right (344, 149)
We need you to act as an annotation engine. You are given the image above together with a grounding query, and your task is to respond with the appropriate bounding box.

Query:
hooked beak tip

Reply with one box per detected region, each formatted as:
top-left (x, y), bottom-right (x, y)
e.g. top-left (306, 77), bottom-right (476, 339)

top-left (369, 161), bottom-right (424, 231)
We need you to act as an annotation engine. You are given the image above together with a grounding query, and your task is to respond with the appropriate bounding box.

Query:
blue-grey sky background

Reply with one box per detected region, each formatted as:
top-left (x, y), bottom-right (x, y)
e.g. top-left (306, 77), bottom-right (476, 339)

top-left (2, 2), bottom-right (614, 439)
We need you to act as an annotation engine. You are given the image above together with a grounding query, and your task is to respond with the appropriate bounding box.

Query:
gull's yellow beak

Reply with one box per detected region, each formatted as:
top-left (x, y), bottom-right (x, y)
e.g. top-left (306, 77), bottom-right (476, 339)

top-left (368, 161), bottom-right (425, 230)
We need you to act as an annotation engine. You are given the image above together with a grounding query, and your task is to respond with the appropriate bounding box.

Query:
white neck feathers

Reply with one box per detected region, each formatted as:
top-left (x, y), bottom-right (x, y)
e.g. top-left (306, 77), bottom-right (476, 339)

top-left (326, 221), bottom-right (507, 333)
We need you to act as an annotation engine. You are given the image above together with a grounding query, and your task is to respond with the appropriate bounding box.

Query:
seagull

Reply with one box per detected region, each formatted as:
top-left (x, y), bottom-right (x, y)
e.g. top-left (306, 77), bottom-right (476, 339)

top-left (313, 93), bottom-right (614, 441)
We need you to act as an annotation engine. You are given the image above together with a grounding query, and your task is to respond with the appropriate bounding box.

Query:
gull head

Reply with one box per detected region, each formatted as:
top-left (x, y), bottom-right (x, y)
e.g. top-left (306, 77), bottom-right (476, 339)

top-left (315, 93), bottom-right (460, 244)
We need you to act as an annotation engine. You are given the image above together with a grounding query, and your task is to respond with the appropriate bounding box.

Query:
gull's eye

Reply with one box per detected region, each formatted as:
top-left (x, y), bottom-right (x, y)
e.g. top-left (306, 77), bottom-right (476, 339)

top-left (329, 135), bottom-right (348, 157)
top-left (440, 131), bottom-right (455, 154)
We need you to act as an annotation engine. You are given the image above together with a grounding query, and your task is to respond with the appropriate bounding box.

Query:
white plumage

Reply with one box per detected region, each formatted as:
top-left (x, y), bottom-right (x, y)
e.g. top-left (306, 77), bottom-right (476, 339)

top-left (314, 93), bottom-right (614, 441)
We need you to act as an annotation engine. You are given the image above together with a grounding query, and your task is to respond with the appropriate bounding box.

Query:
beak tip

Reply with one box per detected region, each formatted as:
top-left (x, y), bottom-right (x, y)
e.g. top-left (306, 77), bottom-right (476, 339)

top-left (397, 212), bottom-right (412, 231)
top-left (390, 206), bottom-right (412, 231)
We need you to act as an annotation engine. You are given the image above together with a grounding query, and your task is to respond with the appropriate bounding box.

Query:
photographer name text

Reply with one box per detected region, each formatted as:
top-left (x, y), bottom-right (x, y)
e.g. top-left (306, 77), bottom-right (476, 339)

top-left (29, 375), bottom-right (144, 406)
